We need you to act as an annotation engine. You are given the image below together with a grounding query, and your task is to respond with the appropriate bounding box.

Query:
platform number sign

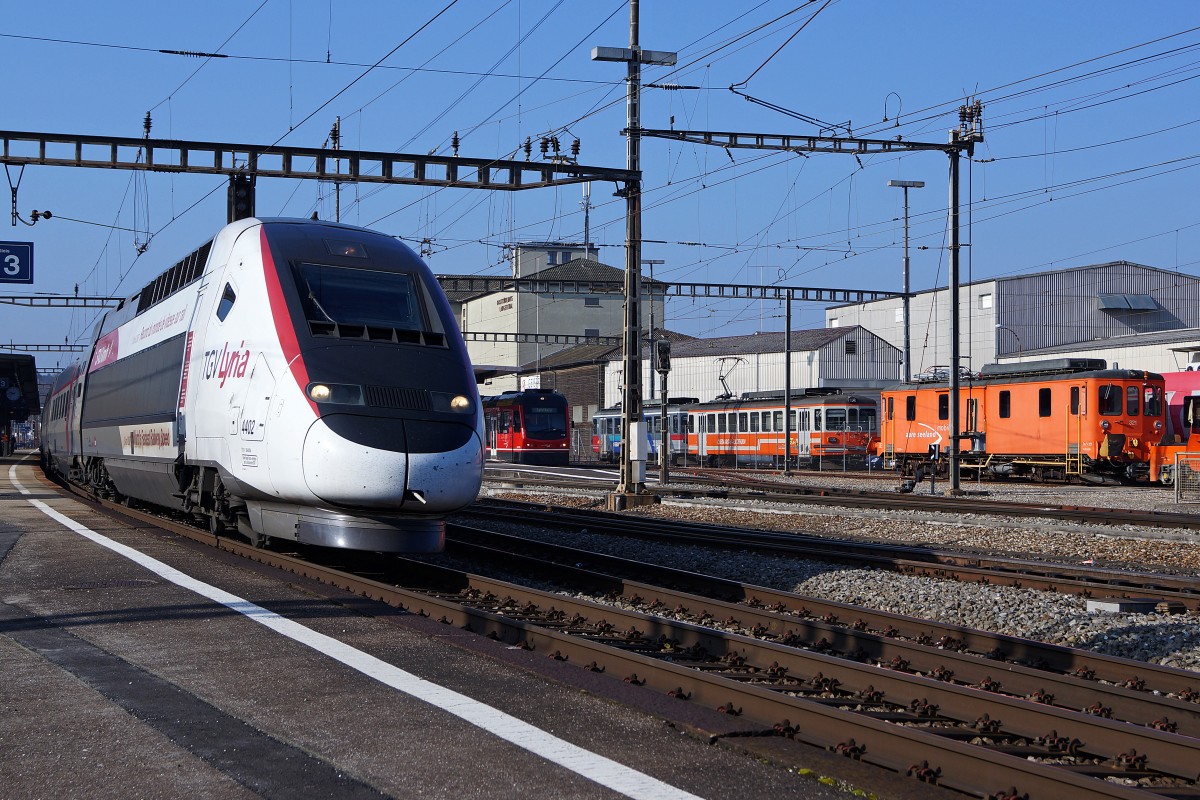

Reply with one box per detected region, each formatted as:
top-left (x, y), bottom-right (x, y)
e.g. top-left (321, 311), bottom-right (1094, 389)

top-left (0, 242), bottom-right (33, 284)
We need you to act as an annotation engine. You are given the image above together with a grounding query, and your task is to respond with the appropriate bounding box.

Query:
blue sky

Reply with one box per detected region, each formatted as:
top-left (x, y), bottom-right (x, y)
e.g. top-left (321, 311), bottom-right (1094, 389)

top-left (2, 1), bottom-right (1198, 370)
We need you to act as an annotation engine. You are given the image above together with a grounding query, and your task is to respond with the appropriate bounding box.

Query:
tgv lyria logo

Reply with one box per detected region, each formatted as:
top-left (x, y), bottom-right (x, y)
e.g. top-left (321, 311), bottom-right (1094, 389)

top-left (203, 341), bottom-right (251, 387)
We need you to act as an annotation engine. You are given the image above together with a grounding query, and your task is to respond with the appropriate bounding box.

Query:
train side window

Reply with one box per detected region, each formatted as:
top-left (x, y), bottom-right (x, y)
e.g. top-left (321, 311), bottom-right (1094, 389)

top-left (814, 409), bottom-right (823, 431)
top-left (738, 412), bottom-right (748, 432)
top-left (1098, 384), bottom-right (1122, 415)
top-left (688, 415), bottom-right (695, 433)
top-left (1070, 387), bottom-right (1079, 415)
top-left (216, 283), bottom-right (237, 321)
top-left (1038, 388), bottom-right (1052, 417)
top-left (706, 413), bottom-right (715, 432)
top-left (1126, 386), bottom-right (1140, 416)
top-left (749, 413), bottom-right (759, 432)
top-left (718, 414), bottom-right (727, 433)
top-left (512, 413), bottom-right (522, 432)
top-left (886, 397), bottom-right (894, 421)
top-left (498, 412), bottom-right (511, 434)
top-left (966, 399), bottom-right (978, 431)
top-left (905, 396), bottom-right (915, 421)
top-left (938, 394), bottom-right (949, 420)
top-left (773, 410), bottom-right (782, 430)
top-left (999, 391), bottom-right (1011, 418)
top-left (761, 411), bottom-right (771, 432)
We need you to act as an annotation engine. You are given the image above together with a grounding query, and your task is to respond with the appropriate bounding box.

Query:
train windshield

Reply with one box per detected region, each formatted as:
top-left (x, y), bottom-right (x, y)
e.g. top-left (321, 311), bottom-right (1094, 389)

top-left (523, 399), bottom-right (567, 440)
top-left (295, 263), bottom-right (426, 330)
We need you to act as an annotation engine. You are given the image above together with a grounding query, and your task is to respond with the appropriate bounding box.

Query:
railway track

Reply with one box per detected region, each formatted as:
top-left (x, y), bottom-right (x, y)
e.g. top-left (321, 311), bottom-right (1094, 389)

top-left (462, 498), bottom-right (1200, 611)
top-left (45, 476), bottom-right (1200, 799)
top-left (483, 471), bottom-right (1200, 529)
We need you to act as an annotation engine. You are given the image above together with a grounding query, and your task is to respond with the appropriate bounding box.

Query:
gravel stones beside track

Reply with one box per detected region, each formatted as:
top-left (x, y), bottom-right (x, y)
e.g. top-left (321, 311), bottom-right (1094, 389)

top-left (472, 484), bottom-right (1200, 674)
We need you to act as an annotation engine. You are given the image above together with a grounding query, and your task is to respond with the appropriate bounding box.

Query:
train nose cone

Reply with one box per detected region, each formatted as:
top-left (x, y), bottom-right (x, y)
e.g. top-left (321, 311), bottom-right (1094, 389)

top-left (302, 416), bottom-right (408, 508)
top-left (302, 415), bottom-right (483, 511)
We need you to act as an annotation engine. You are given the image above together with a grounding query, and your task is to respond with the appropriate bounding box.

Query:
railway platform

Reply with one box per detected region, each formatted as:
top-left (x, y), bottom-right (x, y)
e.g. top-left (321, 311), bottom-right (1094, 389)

top-left (0, 453), bottom-right (947, 800)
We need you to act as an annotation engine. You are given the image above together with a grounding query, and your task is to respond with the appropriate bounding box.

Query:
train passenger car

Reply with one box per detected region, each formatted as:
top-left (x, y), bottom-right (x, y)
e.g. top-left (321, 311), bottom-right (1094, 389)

top-left (482, 389), bottom-right (570, 465)
top-left (1148, 369), bottom-right (1200, 484)
top-left (591, 397), bottom-right (697, 465)
top-left (41, 217), bottom-right (484, 552)
top-left (685, 390), bottom-right (879, 468)
top-left (878, 358), bottom-right (1164, 482)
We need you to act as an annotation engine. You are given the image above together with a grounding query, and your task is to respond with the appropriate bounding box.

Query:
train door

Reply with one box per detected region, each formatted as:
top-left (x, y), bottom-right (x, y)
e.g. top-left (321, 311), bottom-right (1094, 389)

top-left (1066, 383), bottom-right (1085, 475)
top-left (699, 413), bottom-right (713, 464)
top-left (484, 410), bottom-right (497, 458)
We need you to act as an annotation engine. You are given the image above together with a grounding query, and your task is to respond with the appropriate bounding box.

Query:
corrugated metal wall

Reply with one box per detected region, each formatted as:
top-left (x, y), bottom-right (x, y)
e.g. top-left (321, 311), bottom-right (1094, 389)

top-left (997, 263), bottom-right (1200, 354)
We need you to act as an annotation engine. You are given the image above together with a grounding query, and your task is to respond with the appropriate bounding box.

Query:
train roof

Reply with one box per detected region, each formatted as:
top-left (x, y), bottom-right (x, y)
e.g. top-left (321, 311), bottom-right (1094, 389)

top-left (890, 357), bottom-right (1164, 389)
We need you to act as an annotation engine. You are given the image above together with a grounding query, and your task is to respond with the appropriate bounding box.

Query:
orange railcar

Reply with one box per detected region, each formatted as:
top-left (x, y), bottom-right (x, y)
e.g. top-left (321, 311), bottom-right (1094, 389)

top-left (685, 391), bottom-right (879, 468)
top-left (879, 359), bottom-right (1165, 483)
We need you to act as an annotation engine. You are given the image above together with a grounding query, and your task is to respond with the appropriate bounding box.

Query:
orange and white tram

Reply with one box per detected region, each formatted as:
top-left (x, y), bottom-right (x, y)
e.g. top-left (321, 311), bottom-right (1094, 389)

top-left (684, 390), bottom-right (879, 467)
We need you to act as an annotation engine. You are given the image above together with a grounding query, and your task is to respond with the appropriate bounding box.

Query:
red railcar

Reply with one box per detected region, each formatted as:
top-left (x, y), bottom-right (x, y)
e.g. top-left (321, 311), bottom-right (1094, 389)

top-left (482, 389), bottom-right (570, 465)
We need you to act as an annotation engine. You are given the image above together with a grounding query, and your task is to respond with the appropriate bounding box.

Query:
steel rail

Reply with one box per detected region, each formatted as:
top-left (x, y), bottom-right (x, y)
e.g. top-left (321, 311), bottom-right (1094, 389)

top-left (445, 524), bottom-right (1200, 732)
top-left (464, 500), bottom-right (1200, 610)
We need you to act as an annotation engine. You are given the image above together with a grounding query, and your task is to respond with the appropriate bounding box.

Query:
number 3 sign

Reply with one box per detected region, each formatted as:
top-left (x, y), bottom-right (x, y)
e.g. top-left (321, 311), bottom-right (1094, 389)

top-left (0, 242), bottom-right (33, 284)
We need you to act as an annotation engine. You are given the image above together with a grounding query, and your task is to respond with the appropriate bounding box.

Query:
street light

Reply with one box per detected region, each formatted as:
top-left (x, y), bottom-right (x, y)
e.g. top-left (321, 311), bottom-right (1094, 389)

top-left (888, 179), bottom-right (924, 382)
top-left (996, 324), bottom-right (1022, 362)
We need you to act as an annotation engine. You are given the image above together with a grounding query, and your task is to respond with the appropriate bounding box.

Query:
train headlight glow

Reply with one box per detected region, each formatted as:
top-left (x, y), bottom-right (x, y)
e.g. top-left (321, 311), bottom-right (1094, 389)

top-left (432, 391), bottom-right (474, 413)
top-left (307, 383), bottom-right (364, 405)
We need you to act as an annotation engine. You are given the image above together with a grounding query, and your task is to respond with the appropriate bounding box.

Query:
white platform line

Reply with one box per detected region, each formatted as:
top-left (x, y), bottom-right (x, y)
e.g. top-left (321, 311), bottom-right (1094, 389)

top-left (8, 464), bottom-right (704, 800)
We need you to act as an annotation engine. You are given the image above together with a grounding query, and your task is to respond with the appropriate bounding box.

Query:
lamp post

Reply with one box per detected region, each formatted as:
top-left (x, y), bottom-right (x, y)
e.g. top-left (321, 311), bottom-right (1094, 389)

top-left (996, 324), bottom-right (1022, 362)
top-left (887, 179), bottom-right (924, 382)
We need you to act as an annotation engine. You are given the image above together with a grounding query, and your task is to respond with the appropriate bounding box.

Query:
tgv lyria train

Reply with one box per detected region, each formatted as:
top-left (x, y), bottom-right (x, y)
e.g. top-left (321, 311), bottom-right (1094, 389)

top-left (42, 217), bottom-right (484, 551)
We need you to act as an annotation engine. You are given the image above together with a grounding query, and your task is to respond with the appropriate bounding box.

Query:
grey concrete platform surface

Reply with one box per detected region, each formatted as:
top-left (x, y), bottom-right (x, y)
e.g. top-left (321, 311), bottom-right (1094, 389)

top-left (0, 454), bottom-right (951, 800)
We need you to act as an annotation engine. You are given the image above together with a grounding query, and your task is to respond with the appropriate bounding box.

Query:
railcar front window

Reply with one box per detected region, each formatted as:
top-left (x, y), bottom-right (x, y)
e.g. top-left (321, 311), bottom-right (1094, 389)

top-left (825, 409), bottom-right (847, 431)
top-left (295, 263), bottom-right (426, 330)
top-left (1098, 384), bottom-right (1123, 415)
top-left (1144, 386), bottom-right (1163, 417)
top-left (523, 403), bottom-right (565, 440)
top-left (858, 407), bottom-right (878, 431)
top-left (1126, 386), bottom-right (1140, 416)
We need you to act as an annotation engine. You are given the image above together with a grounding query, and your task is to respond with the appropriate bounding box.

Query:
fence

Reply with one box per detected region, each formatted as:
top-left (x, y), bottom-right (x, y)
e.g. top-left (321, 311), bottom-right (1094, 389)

top-left (1174, 453), bottom-right (1200, 503)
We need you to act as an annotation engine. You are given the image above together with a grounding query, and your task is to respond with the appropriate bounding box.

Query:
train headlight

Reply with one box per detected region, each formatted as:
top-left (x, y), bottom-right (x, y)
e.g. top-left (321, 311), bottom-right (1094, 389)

top-left (432, 391), bottom-right (474, 413)
top-left (1101, 420), bottom-right (1111, 431)
top-left (306, 383), bottom-right (364, 405)
top-left (1154, 420), bottom-right (1163, 432)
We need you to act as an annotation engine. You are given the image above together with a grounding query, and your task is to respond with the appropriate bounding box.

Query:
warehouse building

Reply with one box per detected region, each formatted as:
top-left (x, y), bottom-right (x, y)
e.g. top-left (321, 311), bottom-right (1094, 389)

top-left (824, 261), bottom-right (1200, 375)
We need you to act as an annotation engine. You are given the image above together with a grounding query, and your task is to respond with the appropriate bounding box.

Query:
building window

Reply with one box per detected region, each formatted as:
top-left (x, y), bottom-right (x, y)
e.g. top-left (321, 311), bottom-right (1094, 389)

top-left (845, 340), bottom-right (857, 355)
top-left (546, 251), bottom-right (557, 265)
top-left (979, 293), bottom-right (993, 309)
top-left (830, 318), bottom-right (839, 327)
top-left (584, 297), bottom-right (600, 307)
top-left (894, 308), bottom-right (905, 323)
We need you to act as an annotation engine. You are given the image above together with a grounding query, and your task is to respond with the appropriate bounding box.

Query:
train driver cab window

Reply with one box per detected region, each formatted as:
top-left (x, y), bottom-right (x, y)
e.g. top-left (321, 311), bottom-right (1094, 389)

top-left (825, 408), bottom-right (846, 431)
top-left (905, 396), bottom-right (916, 421)
top-left (1126, 386), bottom-right (1140, 416)
top-left (886, 397), bottom-right (894, 421)
top-left (498, 412), bottom-right (511, 433)
top-left (1098, 385), bottom-right (1122, 415)
top-left (216, 283), bottom-right (237, 321)
top-left (1070, 387), bottom-right (1080, 415)
top-left (1144, 386), bottom-right (1163, 417)
top-left (938, 394), bottom-right (949, 420)
top-left (295, 262), bottom-right (427, 331)
top-left (1038, 388), bottom-right (1052, 417)
top-left (859, 406), bottom-right (878, 431)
